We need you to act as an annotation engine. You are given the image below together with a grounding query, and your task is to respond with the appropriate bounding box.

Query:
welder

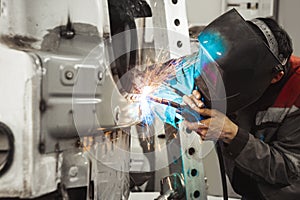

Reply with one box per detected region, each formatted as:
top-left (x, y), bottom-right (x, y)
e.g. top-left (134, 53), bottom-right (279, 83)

top-left (182, 9), bottom-right (300, 200)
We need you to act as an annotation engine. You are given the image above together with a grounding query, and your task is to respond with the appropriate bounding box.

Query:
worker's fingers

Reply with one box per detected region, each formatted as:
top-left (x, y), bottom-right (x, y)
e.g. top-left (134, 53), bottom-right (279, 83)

top-left (198, 108), bottom-right (217, 117)
top-left (191, 90), bottom-right (204, 108)
top-left (183, 95), bottom-right (201, 113)
top-left (183, 120), bottom-right (208, 140)
top-left (183, 110), bottom-right (236, 142)
top-left (191, 95), bottom-right (204, 108)
top-left (183, 120), bottom-right (207, 130)
top-left (197, 128), bottom-right (219, 141)
top-left (183, 118), bottom-right (225, 141)
top-left (199, 118), bottom-right (211, 127)
top-left (183, 121), bottom-right (197, 130)
top-left (192, 90), bottom-right (201, 99)
top-left (197, 128), bottom-right (207, 139)
top-left (183, 95), bottom-right (195, 108)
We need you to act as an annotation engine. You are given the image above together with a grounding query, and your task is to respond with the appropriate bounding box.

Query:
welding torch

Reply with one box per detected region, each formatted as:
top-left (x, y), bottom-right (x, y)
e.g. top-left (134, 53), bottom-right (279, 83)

top-left (147, 96), bottom-right (203, 122)
top-left (123, 91), bottom-right (203, 122)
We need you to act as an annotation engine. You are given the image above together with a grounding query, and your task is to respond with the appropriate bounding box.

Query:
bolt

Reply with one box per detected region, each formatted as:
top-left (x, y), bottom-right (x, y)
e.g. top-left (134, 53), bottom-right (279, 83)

top-left (115, 111), bottom-right (120, 121)
top-left (114, 107), bottom-right (121, 122)
top-left (69, 166), bottom-right (78, 177)
top-left (65, 71), bottom-right (74, 80)
top-left (39, 99), bottom-right (47, 113)
top-left (177, 41), bottom-right (183, 48)
top-left (64, 31), bottom-right (75, 39)
top-left (98, 71), bottom-right (103, 81)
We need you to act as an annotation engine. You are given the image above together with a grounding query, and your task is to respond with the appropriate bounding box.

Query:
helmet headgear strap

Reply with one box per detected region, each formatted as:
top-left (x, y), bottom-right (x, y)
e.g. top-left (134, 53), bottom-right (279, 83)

top-left (251, 19), bottom-right (287, 71)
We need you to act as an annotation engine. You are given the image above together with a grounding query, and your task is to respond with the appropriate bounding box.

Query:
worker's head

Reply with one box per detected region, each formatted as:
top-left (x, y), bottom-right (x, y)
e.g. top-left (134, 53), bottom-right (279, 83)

top-left (195, 9), bottom-right (293, 114)
top-left (247, 17), bottom-right (293, 84)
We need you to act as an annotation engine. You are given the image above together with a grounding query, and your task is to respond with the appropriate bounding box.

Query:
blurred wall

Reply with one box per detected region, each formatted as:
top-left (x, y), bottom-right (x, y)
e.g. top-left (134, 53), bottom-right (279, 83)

top-left (278, 0), bottom-right (300, 56)
top-left (186, 0), bottom-right (223, 26)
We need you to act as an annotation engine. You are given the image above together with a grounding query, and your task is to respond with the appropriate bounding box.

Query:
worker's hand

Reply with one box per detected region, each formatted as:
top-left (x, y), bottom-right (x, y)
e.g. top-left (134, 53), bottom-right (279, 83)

top-left (182, 90), bottom-right (238, 144)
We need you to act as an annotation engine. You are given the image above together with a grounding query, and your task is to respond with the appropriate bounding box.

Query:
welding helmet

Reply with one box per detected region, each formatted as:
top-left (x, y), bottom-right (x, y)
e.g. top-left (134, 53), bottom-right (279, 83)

top-left (195, 9), bottom-right (282, 114)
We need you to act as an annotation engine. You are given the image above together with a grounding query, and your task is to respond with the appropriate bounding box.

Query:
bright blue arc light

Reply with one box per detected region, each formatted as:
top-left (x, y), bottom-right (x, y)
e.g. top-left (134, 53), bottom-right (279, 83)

top-left (198, 31), bottom-right (226, 61)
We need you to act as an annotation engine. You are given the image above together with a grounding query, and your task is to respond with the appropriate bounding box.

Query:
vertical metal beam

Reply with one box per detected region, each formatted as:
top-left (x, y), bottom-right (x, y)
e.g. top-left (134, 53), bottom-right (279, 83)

top-left (149, 0), bottom-right (191, 59)
top-left (149, 0), bottom-right (207, 199)
top-left (179, 126), bottom-right (207, 200)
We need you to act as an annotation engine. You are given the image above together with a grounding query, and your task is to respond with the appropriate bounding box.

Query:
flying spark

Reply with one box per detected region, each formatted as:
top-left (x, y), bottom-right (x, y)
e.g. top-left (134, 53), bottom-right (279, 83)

top-left (132, 52), bottom-right (201, 126)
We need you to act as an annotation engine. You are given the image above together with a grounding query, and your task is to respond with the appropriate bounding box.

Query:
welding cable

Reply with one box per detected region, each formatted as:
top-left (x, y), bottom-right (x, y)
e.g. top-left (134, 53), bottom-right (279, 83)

top-left (216, 140), bottom-right (229, 200)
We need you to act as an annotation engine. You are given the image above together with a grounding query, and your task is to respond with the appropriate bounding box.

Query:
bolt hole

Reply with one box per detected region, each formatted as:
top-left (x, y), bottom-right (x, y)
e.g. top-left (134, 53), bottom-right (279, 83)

top-left (174, 19), bottom-right (180, 26)
top-left (188, 147), bottom-right (195, 155)
top-left (186, 128), bottom-right (192, 134)
top-left (158, 134), bottom-right (166, 139)
top-left (191, 168), bottom-right (198, 177)
top-left (247, 2), bottom-right (251, 9)
top-left (193, 190), bottom-right (200, 198)
top-left (172, 0), bottom-right (178, 4)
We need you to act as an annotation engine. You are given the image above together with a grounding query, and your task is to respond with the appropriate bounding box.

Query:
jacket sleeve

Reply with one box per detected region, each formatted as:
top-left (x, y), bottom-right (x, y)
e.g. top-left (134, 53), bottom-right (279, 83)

top-left (223, 109), bottom-right (300, 186)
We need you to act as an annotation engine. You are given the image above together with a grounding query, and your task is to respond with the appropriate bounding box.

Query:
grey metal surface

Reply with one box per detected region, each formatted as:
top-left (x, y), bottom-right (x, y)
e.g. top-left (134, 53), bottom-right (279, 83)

top-left (36, 22), bottom-right (139, 153)
top-left (0, 0), bottom-right (136, 198)
top-left (61, 149), bottom-right (90, 190)
top-left (35, 22), bottom-right (135, 199)
top-left (0, 0), bottom-right (108, 49)
top-left (92, 130), bottom-right (131, 200)
top-left (158, 173), bottom-right (185, 200)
